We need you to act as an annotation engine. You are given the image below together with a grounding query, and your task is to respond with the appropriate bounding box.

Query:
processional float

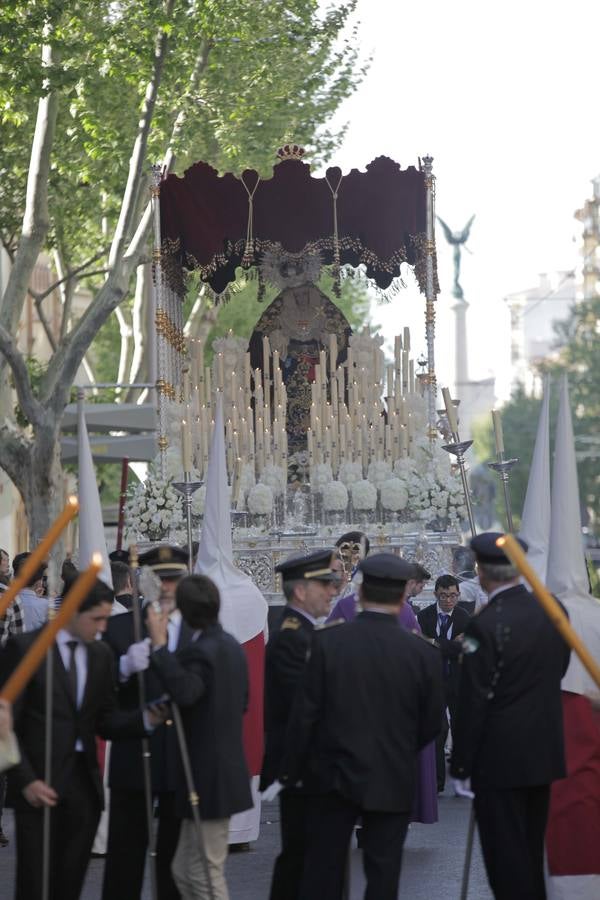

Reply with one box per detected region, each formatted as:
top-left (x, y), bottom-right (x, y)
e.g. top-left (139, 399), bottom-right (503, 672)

top-left (135, 147), bottom-right (469, 590)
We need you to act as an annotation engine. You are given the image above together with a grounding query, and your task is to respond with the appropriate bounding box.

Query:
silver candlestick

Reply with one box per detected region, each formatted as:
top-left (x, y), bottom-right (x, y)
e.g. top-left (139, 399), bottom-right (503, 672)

top-left (487, 453), bottom-right (519, 533)
top-left (172, 474), bottom-right (203, 572)
top-left (442, 433), bottom-right (477, 538)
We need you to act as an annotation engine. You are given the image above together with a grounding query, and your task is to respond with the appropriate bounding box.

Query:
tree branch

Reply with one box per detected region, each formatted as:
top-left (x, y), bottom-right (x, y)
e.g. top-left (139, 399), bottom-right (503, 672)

top-left (0, 41), bottom-right (59, 337)
top-left (108, 0), bottom-right (174, 268)
top-left (0, 324), bottom-right (43, 427)
top-left (0, 425), bottom-right (31, 499)
top-left (30, 289), bottom-right (58, 352)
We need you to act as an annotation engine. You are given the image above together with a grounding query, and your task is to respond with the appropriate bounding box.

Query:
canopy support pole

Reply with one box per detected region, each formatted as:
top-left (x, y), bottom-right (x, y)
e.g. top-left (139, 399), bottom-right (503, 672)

top-left (422, 155), bottom-right (438, 439)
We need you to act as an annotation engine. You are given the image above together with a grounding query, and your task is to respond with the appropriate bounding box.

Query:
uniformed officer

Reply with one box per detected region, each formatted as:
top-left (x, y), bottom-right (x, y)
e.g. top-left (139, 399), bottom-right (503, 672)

top-left (450, 533), bottom-right (571, 900)
top-left (261, 548), bottom-right (340, 900)
top-left (281, 553), bottom-right (444, 900)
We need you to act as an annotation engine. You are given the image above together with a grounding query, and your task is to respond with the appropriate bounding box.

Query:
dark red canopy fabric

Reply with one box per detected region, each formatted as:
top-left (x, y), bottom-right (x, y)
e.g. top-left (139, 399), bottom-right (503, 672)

top-left (160, 155), bottom-right (431, 295)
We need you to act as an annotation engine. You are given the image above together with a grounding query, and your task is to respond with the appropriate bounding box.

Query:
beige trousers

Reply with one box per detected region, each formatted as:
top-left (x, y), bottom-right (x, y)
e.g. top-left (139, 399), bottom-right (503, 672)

top-left (171, 817), bottom-right (230, 900)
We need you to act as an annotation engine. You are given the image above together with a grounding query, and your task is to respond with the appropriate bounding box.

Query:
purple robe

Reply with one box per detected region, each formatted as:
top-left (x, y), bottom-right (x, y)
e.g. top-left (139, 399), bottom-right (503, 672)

top-left (327, 591), bottom-right (438, 824)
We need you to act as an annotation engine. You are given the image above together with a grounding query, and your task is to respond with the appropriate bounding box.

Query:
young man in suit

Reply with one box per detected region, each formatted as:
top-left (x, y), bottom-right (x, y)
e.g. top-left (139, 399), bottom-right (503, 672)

top-left (102, 544), bottom-right (191, 900)
top-left (451, 533), bottom-right (571, 900)
top-left (147, 573), bottom-right (252, 900)
top-left (261, 548), bottom-right (340, 900)
top-left (282, 553), bottom-right (444, 900)
top-left (1, 580), bottom-right (163, 900)
top-left (418, 574), bottom-right (471, 792)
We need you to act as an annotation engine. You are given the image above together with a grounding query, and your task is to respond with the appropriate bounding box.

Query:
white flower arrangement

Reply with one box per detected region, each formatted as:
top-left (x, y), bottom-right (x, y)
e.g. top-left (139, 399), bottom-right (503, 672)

top-left (236, 462), bottom-right (256, 510)
top-left (398, 440), bottom-right (467, 525)
top-left (259, 463), bottom-right (287, 497)
top-left (322, 480), bottom-right (349, 512)
top-left (338, 460), bottom-right (363, 487)
top-left (351, 479), bottom-right (377, 510)
top-left (380, 477), bottom-right (409, 512)
top-left (125, 465), bottom-right (184, 541)
top-left (310, 462), bottom-right (333, 493)
top-left (367, 460), bottom-right (393, 489)
top-left (191, 485), bottom-right (207, 517)
top-left (247, 483), bottom-right (274, 515)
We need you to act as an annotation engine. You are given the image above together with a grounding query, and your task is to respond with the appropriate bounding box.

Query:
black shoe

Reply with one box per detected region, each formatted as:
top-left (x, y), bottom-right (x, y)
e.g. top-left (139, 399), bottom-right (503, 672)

top-left (229, 842), bottom-right (250, 853)
top-left (0, 829), bottom-right (9, 847)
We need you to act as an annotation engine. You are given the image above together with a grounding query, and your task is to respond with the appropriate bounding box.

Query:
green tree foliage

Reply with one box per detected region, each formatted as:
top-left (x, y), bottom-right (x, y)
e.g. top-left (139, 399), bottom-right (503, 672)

top-left (0, 0), bottom-right (366, 540)
top-left (474, 295), bottom-right (600, 531)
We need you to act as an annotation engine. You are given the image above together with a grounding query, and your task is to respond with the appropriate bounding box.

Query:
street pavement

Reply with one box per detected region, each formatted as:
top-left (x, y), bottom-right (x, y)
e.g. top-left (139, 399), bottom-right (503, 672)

top-left (0, 787), bottom-right (493, 898)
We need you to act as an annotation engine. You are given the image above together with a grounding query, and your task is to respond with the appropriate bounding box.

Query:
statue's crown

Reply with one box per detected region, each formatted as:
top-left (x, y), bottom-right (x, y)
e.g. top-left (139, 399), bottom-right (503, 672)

top-left (276, 144), bottom-right (305, 162)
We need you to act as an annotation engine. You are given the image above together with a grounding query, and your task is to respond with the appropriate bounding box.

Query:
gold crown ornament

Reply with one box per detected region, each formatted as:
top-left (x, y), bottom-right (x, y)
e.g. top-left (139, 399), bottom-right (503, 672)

top-left (276, 144), bottom-right (305, 162)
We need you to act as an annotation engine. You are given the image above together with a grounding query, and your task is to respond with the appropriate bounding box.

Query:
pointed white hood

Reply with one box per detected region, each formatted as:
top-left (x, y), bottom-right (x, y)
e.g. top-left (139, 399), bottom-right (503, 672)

top-left (547, 376), bottom-right (600, 696)
top-left (519, 377), bottom-right (551, 582)
top-left (77, 397), bottom-right (113, 591)
top-left (195, 395), bottom-right (268, 643)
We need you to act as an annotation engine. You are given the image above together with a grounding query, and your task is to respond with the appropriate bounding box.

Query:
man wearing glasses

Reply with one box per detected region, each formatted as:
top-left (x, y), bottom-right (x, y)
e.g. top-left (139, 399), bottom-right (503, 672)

top-left (418, 575), bottom-right (470, 793)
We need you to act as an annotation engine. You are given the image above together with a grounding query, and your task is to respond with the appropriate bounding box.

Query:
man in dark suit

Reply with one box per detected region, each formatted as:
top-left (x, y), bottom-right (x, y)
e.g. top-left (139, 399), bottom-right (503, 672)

top-left (1, 580), bottom-right (161, 900)
top-left (261, 548), bottom-right (340, 900)
top-left (281, 553), bottom-right (444, 900)
top-left (147, 573), bottom-right (252, 899)
top-left (102, 544), bottom-right (191, 900)
top-left (418, 574), bottom-right (471, 792)
top-left (450, 533), bottom-right (571, 900)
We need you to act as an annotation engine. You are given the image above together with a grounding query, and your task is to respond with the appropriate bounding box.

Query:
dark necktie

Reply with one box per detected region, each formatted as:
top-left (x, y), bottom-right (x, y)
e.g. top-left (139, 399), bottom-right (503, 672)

top-left (439, 613), bottom-right (450, 639)
top-left (66, 640), bottom-right (79, 707)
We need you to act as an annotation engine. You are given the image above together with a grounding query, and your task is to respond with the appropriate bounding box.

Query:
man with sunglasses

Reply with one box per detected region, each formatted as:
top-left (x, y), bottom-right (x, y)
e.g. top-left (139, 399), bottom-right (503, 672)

top-left (418, 575), bottom-right (470, 793)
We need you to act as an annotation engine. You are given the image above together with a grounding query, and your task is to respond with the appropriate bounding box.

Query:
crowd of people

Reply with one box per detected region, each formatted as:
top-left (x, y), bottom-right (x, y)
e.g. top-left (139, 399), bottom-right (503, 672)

top-left (0, 529), bottom-right (597, 900)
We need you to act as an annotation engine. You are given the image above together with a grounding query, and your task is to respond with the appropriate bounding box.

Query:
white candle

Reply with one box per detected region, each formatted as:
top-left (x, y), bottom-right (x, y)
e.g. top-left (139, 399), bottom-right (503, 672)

top-left (205, 367), bottom-right (212, 408)
top-left (329, 334), bottom-right (338, 375)
top-left (386, 364), bottom-right (394, 400)
top-left (442, 388), bottom-right (459, 433)
top-left (181, 419), bottom-right (193, 473)
top-left (403, 326), bottom-right (411, 351)
top-left (394, 335), bottom-right (402, 370)
top-left (217, 353), bottom-right (225, 390)
top-left (492, 409), bottom-right (504, 454)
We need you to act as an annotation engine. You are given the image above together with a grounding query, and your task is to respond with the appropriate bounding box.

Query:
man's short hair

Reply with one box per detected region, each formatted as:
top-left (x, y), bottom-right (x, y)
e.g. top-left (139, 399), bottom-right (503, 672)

top-left (359, 581), bottom-right (405, 606)
top-left (477, 562), bottom-right (519, 584)
top-left (111, 561), bottom-right (131, 595)
top-left (282, 580), bottom-right (303, 603)
top-left (79, 579), bottom-right (115, 612)
top-left (412, 563), bottom-right (431, 582)
top-left (434, 574), bottom-right (460, 593)
top-left (176, 575), bottom-right (220, 630)
top-left (12, 552), bottom-right (46, 587)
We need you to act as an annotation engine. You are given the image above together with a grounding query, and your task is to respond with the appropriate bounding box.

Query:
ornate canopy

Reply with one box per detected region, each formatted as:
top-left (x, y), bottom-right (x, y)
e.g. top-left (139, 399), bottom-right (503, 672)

top-left (159, 150), bottom-right (436, 296)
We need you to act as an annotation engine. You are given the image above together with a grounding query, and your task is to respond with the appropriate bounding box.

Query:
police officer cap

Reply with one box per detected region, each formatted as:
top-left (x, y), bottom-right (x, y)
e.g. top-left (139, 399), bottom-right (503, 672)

top-left (109, 548), bottom-right (130, 564)
top-left (138, 544), bottom-right (188, 579)
top-left (275, 548), bottom-right (338, 583)
top-left (358, 553), bottom-right (417, 589)
top-left (470, 531), bottom-right (528, 565)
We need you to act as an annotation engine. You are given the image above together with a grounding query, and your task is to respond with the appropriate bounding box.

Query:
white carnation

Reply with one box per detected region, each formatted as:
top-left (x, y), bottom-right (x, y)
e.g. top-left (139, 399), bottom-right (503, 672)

top-left (380, 478), bottom-right (408, 512)
top-left (247, 483), bottom-right (274, 515)
top-left (259, 464), bottom-right (287, 497)
top-left (338, 460), bottom-right (363, 486)
top-left (322, 480), bottom-right (349, 512)
top-left (367, 460), bottom-right (392, 489)
top-left (191, 485), bottom-right (207, 516)
top-left (351, 479), bottom-right (377, 510)
top-left (311, 463), bottom-right (333, 493)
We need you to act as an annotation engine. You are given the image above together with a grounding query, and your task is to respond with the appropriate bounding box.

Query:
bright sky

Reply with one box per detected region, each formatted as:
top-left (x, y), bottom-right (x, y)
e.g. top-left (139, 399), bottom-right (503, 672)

top-left (327, 0), bottom-right (600, 401)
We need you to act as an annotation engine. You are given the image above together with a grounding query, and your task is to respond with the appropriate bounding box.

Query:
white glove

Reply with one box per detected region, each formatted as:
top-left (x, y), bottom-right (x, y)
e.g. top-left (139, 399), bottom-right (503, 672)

top-left (453, 778), bottom-right (474, 799)
top-left (119, 639), bottom-right (151, 681)
top-left (261, 780), bottom-right (283, 802)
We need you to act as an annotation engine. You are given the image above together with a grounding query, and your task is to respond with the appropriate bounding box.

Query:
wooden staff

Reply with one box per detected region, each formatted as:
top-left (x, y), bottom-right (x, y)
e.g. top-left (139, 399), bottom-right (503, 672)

top-left (129, 546), bottom-right (158, 900)
top-left (0, 555), bottom-right (101, 702)
top-left (497, 535), bottom-right (600, 690)
top-left (116, 458), bottom-right (130, 552)
top-left (0, 497), bottom-right (79, 619)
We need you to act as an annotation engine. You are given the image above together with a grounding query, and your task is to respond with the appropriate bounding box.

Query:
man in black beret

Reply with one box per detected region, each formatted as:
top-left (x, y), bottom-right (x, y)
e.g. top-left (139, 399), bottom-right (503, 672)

top-left (261, 548), bottom-right (340, 900)
top-left (102, 544), bottom-right (192, 900)
top-left (450, 532), bottom-right (571, 900)
top-left (280, 552), bottom-right (444, 900)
